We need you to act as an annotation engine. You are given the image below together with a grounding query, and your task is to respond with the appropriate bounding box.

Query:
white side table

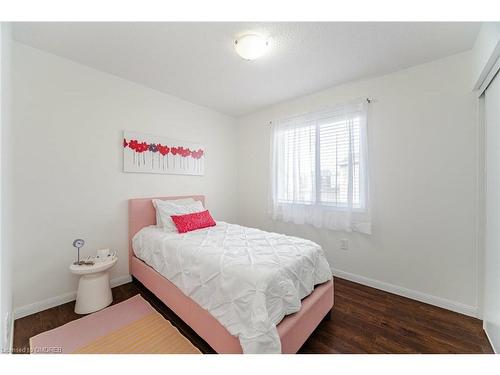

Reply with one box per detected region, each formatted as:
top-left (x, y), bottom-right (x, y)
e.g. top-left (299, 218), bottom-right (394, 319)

top-left (70, 256), bottom-right (117, 314)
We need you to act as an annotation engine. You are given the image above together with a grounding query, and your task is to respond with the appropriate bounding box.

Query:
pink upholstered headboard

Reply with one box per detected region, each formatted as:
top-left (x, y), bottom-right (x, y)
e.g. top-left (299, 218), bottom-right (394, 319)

top-left (128, 195), bottom-right (205, 271)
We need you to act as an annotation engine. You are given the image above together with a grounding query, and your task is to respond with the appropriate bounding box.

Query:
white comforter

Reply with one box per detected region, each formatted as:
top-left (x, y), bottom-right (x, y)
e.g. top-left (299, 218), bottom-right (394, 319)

top-left (132, 222), bottom-right (332, 353)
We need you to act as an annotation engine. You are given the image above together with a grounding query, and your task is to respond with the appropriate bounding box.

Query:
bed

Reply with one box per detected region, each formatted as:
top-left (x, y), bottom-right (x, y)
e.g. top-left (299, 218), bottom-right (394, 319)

top-left (129, 195), bottom-right (334, 353)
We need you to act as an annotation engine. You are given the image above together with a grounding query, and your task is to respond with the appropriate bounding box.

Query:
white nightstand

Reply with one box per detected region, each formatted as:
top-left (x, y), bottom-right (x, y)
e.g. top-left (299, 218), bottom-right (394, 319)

top-left (69, 256), bottom-right (117, 314)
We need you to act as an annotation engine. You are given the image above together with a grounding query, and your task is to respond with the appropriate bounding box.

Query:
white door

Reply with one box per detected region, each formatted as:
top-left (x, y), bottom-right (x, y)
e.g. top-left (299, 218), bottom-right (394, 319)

top-left (485, 71), bottom-right (500, 353)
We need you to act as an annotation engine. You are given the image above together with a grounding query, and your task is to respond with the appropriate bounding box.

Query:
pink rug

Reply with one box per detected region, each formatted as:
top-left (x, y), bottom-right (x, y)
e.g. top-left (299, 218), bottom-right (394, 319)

top-left (30, 295), bottom-right (201, 354)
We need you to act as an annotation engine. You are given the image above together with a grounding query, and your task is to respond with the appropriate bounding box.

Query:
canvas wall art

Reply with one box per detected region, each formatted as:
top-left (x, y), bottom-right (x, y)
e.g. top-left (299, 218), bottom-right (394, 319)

top-left (123, 131), bottom-right (205, 175)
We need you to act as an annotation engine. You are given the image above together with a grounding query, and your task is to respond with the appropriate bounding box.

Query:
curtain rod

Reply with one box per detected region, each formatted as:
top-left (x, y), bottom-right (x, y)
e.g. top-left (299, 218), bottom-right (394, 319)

top-left (268, 97), bottom-right (374, 125)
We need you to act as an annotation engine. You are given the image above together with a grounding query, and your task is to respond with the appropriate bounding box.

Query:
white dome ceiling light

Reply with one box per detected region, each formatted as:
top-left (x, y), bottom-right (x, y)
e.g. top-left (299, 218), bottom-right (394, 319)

top-left (234, 34), bottom-right (269, 60)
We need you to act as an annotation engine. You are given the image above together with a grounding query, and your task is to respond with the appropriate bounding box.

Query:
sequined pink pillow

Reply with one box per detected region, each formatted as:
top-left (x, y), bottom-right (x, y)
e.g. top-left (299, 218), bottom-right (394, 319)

top-left (170, 210), bottom-right (216, 233)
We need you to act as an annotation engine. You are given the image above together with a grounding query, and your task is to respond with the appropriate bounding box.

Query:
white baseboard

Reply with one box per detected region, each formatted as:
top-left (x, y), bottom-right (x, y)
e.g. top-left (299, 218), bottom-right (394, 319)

top-left (12, 269), bottom-right (479, 322)
top-left (331, 268), bottom-right (479, 318)
top-left (13, 274), bottom-right (133, 320)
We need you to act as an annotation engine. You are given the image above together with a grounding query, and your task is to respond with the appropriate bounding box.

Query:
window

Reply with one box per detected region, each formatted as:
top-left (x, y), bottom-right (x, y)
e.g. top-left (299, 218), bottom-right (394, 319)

top-left (270, 100), bottom-right (371, 233)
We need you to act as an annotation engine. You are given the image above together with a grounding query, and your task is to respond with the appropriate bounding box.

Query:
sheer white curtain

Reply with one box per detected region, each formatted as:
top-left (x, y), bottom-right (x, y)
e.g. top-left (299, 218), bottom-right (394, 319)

top-left (269, 99), bottom-right (371, 234)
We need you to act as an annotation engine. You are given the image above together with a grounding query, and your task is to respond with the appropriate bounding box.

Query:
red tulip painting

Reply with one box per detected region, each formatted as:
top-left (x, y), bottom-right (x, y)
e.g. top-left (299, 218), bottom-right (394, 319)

top-left (123, 131), bottom-right (205, 175)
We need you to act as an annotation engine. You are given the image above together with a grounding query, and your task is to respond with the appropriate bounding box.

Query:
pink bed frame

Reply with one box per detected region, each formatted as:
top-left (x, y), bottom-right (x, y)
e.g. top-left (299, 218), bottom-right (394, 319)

top-left (129, 196), bottom-right (334, 354)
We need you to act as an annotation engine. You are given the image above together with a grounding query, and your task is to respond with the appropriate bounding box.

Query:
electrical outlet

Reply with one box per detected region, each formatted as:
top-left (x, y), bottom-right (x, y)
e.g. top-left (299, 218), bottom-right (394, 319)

top-left (340, 239), bottom-right (349, 250)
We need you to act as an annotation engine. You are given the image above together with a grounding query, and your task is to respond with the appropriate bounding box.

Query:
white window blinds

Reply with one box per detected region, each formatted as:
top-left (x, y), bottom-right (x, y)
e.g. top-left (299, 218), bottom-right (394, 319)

top-left (270, 99), bottom-right (371, 234)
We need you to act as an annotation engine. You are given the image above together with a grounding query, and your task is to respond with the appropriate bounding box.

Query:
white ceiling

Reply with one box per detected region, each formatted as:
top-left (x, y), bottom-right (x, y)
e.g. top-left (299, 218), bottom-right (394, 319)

top-left (13, 22), bottom-right (480, 117)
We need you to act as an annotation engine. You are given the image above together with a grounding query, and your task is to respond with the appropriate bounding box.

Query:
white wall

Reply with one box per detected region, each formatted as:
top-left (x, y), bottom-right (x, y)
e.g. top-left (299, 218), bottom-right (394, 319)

top-left (473, 21), bottom-right (500, 352)
top-left (236, 51), bottom-right (480, 316)
top-left (0, 23), bottom-right (13, 352)
top-left (11, 42), bottom-right (238, 316)
top-left (483, 66), bottom-right (500, 354)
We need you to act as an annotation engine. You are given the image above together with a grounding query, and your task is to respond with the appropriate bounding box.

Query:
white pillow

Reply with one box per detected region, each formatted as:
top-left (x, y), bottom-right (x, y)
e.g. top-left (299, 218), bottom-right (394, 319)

top-left (155, 200), bottom-right (205, 232)
top-left (152, 198), bottom-right (195, 227)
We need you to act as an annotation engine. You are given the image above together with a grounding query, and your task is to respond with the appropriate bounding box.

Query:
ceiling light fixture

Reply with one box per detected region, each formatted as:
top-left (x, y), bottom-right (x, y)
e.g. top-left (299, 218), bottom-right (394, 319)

top-left (234, 34), bottom-right (269, 60)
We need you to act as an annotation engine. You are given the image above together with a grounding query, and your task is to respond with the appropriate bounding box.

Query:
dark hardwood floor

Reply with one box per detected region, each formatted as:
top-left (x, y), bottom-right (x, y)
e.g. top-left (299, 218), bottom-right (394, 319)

top-left (13, 277), bottom-right (493, 354)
